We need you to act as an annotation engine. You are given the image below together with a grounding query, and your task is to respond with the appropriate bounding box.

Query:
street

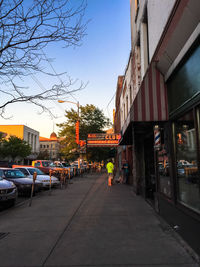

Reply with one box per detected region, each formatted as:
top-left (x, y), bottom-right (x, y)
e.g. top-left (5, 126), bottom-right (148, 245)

top-left (0, 172), bottom-right (198, 267)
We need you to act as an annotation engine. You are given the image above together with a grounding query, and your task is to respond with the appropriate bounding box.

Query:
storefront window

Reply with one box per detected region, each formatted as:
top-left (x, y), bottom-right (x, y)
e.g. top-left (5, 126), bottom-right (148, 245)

top-left (158, 125), bottom-right (172, 198)
top-left (175, 110), bottom-right (200, 213)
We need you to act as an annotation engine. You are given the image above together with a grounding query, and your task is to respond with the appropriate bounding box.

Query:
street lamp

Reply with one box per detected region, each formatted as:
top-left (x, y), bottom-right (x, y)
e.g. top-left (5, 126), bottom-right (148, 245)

top-left (58, 100), bottom-right (80, 170)
top-left (58, 100), bottom-right (79, 117)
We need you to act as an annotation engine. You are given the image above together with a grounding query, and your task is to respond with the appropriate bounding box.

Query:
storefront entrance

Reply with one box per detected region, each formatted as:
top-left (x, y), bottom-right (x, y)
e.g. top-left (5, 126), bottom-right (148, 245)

top-left (144, 132), bottom-right (155, 204)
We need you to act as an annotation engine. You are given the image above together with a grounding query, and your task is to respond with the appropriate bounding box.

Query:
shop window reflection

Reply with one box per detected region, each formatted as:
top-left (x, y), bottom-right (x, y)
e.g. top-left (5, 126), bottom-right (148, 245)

top-left (175, 111), bottom-right (200, 214)
top-left (158, 144), bottom-right (171, 198)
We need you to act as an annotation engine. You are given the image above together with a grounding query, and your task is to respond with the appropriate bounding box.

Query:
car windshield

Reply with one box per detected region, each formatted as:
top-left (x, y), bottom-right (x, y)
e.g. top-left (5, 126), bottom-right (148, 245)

top-left (62, 163), bottom-right (70, 167)
top-left (42, 161), bottom-right (51, 167)
top-left (49, 163), bottom-right (56, 167)
top-left (56, 163), bottom-right (63, 167)
top-left (28, 168), bottom-right (45, 175)
top-left (4, 169), bottom-right (25, 178)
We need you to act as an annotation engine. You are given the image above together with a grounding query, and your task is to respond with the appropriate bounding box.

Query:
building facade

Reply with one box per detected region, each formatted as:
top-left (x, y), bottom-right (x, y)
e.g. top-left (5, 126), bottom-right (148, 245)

top-left (114, 76), bottom-right (124, 177)
top-left (39, 132), bottom-right (60, 160)
top-left (0, 124), bottom-right (39, 164)
top-left (116, 0), bottom-right (200, 257)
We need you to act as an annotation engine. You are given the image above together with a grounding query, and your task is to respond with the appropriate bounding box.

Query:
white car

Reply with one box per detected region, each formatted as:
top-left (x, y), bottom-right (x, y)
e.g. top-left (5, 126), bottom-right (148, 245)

top-left (13, 166), bottom-right (60, 188)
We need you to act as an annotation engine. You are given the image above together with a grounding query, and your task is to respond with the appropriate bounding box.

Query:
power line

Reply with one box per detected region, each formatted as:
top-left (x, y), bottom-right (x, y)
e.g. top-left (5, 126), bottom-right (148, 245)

top-left (29, 73), bottom-right (66, 114)
top-left (15, 55), bottom-right (66, 115)
top-left (105, 91), bottom-right (116, 110)
top-left (104, 91), bottom-right (116, 122)
top-left (41, 49), bottom-right (79, 103)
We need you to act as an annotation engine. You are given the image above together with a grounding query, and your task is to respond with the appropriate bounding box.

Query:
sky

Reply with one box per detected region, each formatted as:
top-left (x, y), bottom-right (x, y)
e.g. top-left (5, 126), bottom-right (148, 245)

top-left (0, 0), bottom-right (131, 138)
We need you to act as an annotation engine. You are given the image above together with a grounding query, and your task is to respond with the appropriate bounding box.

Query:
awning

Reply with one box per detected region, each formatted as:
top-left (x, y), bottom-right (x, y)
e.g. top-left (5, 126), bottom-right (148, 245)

top-left (131, 62), bottom-right (168, 122)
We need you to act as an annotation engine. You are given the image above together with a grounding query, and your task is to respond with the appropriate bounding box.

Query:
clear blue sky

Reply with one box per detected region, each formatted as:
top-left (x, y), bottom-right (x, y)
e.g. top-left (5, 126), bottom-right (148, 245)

top-left (0, 0), bottom-right (131, 137)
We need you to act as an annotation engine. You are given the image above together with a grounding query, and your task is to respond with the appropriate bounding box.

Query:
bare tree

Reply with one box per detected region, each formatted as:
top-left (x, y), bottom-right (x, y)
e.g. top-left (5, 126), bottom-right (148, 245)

top-left (0, 0), bottom-right (87, 117)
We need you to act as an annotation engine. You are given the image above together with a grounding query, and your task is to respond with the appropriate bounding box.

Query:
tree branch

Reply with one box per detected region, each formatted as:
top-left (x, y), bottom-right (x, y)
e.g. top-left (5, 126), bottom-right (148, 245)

top-left (0, 0), bottom-right (88, 117)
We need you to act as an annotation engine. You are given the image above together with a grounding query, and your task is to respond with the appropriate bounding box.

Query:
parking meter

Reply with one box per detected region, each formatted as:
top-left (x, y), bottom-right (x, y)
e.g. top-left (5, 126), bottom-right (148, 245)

top-left (29, 172), bottom-right (37, 207)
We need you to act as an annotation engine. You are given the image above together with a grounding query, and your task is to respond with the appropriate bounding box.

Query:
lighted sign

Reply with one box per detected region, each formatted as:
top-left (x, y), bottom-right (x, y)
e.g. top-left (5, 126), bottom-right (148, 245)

top-left (75, 121), bottom-right (79, 144)
top-left (87, 133), bottom-right (121, 147)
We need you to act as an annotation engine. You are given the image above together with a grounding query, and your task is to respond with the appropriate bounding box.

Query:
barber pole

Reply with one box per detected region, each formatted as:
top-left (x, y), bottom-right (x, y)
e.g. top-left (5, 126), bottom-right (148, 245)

top-left (154, 125), bottom-right (161, 150)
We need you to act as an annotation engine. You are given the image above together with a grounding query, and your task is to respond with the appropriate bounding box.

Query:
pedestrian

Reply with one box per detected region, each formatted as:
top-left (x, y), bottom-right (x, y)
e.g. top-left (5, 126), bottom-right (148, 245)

top-left (101, 161), bottom-right (104, 169)
top-left (106, 160), bottom-right (114, 186)
top-left (122, 160), bottom-right (129, 184)
top-left (97, 162), bottom-right (101, 172)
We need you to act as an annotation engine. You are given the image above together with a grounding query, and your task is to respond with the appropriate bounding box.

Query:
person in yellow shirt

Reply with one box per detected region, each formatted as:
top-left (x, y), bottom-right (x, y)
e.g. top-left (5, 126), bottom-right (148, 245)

top-left (106, 160), bottom-right (114, 186)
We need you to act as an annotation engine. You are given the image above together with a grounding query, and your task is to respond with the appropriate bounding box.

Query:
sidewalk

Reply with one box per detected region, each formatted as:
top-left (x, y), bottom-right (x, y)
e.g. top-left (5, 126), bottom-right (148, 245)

top-left (0, 172), bottom-right (199, 267)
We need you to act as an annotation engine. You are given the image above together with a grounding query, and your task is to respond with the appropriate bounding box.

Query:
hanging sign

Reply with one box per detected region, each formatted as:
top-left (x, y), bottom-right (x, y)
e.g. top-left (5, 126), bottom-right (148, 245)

top-left (75, 121), bottom-right (79, 144)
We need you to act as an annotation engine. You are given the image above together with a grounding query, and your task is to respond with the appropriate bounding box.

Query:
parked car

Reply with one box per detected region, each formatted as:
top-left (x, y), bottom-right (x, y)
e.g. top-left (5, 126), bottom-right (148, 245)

top-left (177, 160), bottom-right (195, 176)
top-left (32, 160), bottom-right (66, 180)
top-left (177, 160), bottom-right (193, 167)
top-left (12, 166), bottom-right (60, 188)
top-left (32, 160), bottom-right (54, 174)
top-left (0, 174), bottom-right (17, 205)
top-left (0, 168), bottom-right (42, 195)
top-left (54, 162), bottom-right (74, 178)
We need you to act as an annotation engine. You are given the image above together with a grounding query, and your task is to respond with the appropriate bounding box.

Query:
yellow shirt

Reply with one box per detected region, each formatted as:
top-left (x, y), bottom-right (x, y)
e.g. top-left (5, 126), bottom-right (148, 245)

top-left (106, 162), bottom-right (114, 173)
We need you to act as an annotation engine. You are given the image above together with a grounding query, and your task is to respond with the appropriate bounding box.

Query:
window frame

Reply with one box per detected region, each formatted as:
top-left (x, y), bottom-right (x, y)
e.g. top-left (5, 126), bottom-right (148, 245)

top-left (172, 107), bottom-right (200, 215)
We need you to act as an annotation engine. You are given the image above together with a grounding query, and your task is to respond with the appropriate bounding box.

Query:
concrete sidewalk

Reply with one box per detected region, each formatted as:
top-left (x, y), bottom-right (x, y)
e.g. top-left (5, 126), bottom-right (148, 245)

top-left (0, 173), bottom-right (199, 267)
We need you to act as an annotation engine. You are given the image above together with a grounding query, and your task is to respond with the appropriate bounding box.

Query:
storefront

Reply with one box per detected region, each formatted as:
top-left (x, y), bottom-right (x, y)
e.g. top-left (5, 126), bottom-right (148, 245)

top-left (120, 40), bottom-right (200, 255)
top-left (122, 49), bottom-right (200, 254)
top-left (132, 122), bottom-right (156, 201)
top-left (119, 120), bottom-right (133, 185)
top-left (157, 37), bottom-right (200, 256)
top-left (129, 62), bottom-right (169, 200)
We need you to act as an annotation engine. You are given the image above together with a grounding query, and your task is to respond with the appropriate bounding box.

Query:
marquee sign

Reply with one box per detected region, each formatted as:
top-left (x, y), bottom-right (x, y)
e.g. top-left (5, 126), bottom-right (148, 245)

top-left (87, 133), bottom-right (121, 147)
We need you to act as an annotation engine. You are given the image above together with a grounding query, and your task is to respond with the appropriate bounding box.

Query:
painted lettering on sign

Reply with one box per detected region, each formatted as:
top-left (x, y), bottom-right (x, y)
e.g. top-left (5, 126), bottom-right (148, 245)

top-left (87, 133), bottom-right (121, 147)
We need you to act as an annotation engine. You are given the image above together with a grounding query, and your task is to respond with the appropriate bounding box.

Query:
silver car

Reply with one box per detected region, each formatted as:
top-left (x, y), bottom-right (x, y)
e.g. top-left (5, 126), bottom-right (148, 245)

top-left (0, 168), bottom-right (42, 195)
top-left (0, 175), bottom-right (17, 205)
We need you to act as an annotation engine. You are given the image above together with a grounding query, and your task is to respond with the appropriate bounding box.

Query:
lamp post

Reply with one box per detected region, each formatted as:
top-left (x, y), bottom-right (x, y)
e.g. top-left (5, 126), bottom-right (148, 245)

top-left (58, 100), bottom-right (80, 170)
top-left (58, 100), bottom-right (79, 116)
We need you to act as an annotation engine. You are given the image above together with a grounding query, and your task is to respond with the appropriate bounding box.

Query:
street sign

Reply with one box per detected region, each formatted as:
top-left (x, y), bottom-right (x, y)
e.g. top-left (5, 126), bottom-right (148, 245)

top-left (87, 133), bottom-right (121, 147)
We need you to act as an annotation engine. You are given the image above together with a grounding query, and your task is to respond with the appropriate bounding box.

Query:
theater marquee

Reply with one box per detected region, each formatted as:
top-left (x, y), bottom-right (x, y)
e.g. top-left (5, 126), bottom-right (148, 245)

top-left (87, 133), bottom-right (121, 147)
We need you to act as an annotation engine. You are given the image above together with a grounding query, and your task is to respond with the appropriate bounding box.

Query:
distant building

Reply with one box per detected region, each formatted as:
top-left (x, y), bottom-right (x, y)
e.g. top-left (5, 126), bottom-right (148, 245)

top-left (39, 132), bottom-right (60, 160)
top-left (0, 125), bottom-right (39, 164)
top-left (106, 128), bottom-right (114, 134)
